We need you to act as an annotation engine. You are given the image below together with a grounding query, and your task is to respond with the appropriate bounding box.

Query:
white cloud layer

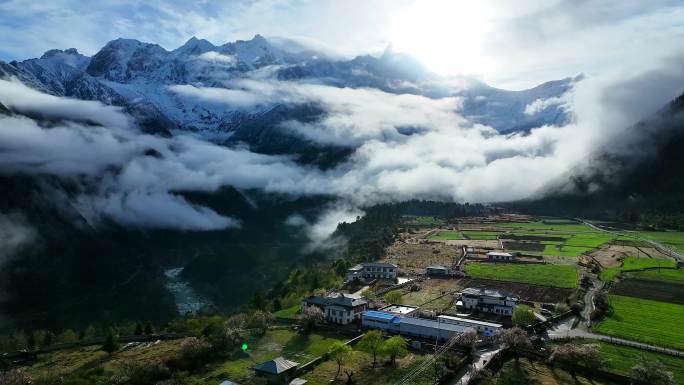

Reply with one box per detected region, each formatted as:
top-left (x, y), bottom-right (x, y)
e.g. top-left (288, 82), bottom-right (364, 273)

top-left (1, 48), bottom-right (683, 233)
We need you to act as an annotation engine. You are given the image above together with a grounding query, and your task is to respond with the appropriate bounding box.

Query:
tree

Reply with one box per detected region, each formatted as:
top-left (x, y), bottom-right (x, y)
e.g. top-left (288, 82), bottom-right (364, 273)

top-left (549, 343), bottom-right (602, 374)
top-left (26, 334), bottom-right (36, 351)
top-left (134, 323), bottom-right (144, 336)
top-left (383, 290), bottom-right (404, 305)
top-left (511, 305), bottom-right (535, 327)
top-left (59, 329), bottom-right (77, 344)
top-left (456, 329), bottom-right (478, 356)
top-left (101, 328), bottom-right (120, 356)
top-left (329, 341), bottom-right (352, 380)
top-left (380, 336), bottom-right (407, 365)
top-left (42, 332), bottom-right (55, 347)
top-left (497, 328), bottom-right (531, 362)
top-left (631, 357), bottom-right (676, 385)
top-left (357, 330), bottom-right (383, 367)
top-left (298, 306), bottom-right (324, 334)
top-left (144, 321), bottom-right (155, 335)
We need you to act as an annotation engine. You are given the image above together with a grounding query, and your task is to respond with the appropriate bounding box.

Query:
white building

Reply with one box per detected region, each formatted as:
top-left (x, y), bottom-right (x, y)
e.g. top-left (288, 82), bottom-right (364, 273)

top-left (460, 287), bottom-right (519, 316)
top-left (346, 262), bottom-right (398, 282)
top-left (487, 251), bottom-right (517, 262)
top-left (301, 293), bottom-right (368, 325)
top-left (361, 311), bottom-right (472, 342)
top-left (437, 315), bottom-right (502, 335)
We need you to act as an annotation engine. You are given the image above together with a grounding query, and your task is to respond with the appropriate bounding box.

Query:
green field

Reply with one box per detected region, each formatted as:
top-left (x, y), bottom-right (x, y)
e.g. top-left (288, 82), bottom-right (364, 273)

top-left (500, 222), bottom-right (615, 257)
top-left (593, 295), bottom-right (684, 350)
top-left (496, 221), bottom-right (594, 233)
top-left (427, 230), bottom-right (463, 240)
top-left (625, 268), bottom-right (684, 284)
top-left (465, 263), bottom-right (578, 288)
top-left (622, 257), bottom-right (676, 270)
top-left (273, 304), bottom-right (300, 319)
top-left (553, 341), bottom-right (684, 384)
top-left (638, 231), bottom-right (684, 253)
top-left (600, 257), bottom-right (677, 282)
top-left (461, 230), bottom-right (501, 240)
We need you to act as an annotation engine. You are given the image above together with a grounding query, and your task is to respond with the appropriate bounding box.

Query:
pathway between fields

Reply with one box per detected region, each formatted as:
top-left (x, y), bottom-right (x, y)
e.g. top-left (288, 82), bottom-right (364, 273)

top-left (579, 219), bottom-right (683, 261)
top-left (547, 319), bottom-right (684, 357)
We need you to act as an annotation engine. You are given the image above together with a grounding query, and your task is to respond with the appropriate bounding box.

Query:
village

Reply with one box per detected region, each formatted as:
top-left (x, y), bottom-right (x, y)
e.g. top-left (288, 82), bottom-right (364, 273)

top-left (222, 214), bottom-right (684, 385)
top-left (4, 214), bottom-right (684, 385)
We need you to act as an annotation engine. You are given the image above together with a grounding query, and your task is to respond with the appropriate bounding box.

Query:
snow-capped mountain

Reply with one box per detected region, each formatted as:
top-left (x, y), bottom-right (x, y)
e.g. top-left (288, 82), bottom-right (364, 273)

top-left (1, 35), bottom-right (576, 153)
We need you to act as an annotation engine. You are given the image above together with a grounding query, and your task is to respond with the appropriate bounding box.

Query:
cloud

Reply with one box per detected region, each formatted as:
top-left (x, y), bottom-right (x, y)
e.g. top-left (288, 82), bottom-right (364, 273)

top-left (0, 212), bottom-right (36, 266)
top-left (0, 79), bottom-right (131, 127)
top-left (286, 204), bottom-right (364, 249)
top-left (2, 49), bottom-right (684, 236)
top-left (197, 51), bottom-right (236, 65)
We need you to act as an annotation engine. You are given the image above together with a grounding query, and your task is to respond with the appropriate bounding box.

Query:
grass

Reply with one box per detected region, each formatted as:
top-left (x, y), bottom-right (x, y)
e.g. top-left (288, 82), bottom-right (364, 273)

top-left (637, 231), bottom-right (684, 253)
top-left (593, 295), bottom-right (684, 350)
top-left (303, 351), bottom-right (438, 385)
top-left (427, 230), bottom-right (463, 240)
top-left (622, 257), bottom-right (676, 270)
top-left (567, 341), bottom-right (684, 384)
top-left (465, 263), bottom-right (578, 288)
top-left (461, 230), bottom-right (501, 240)
top-left (625, 268), bottom-right (684, 284)
top-left (600, 267), bottom-right (621, 282)
top-left (495, 221), bottom-right (595, 233)
top-left (273, 304), bottom-right (300, 319)
top-left (483, 357), bottom-right (612, 385)
top-left (599, 257), bottom-right (677, 282)
top-left (401, 279), bottom-right (460, 310)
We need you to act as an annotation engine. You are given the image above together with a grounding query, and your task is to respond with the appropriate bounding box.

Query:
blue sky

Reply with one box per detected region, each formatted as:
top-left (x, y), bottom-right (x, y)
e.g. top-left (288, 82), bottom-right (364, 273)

top-left (1, 0), bottom-right (683, 88)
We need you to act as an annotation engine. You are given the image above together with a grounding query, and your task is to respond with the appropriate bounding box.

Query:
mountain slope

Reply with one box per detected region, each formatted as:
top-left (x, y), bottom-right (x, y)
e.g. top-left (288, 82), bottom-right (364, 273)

top-left (1, 35), bottom-right (574, 152)
top-left (508, 92), bottom-right (684, 227)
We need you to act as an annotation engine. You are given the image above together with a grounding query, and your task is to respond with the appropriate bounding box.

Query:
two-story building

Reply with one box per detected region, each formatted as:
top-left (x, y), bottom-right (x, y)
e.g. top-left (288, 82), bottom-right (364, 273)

top-left (301, 292), bottom-right (368, 325)
top-left (459, 287), bottom-right (519, 316)
top-left (346, 262), bottom-right (398, 282)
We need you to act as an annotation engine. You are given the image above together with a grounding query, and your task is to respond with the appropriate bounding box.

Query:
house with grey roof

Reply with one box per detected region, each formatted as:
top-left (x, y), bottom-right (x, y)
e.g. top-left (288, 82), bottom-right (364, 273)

top-left (459, 287), bottom-right (519, 316)
top-left (253, 356), bottom-right (299, 384)
top-left (301, 292), bottom-right (368, 325)
top-left (345, 262), bottom-right (398, 282)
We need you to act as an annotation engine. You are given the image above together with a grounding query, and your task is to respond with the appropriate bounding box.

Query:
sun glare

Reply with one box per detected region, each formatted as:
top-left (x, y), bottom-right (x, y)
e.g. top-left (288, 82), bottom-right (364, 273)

top-left (388, 0), bottom-right (494, 76)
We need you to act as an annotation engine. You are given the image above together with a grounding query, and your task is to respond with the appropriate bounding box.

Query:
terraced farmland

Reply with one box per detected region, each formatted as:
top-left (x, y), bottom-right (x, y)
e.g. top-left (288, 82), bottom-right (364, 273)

top-left (427, 230), bottom-right (463, 240)
top-left (625, 268), bottom-right (684, 284)
top-left (593, 295), bottom-right (684, 350)
top-left (465, 263), bottom-right (578, 288)
top-left (637, 231), bottom-right (684, 253)
top-left (600, 256), bottom-right (677, 282)
top-left (461, 230), bottom-right (501, 240)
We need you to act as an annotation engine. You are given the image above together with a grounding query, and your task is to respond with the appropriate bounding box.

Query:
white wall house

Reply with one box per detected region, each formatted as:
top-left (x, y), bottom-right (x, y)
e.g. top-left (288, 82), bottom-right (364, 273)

top-left (460, 287), bottom-right (519, 316)
top-left (487, 251), bottom-right (517, 262)
top-left (346, 262), bottom-right (398, 282)
top-left (301, 293), bottom-right (368, 325)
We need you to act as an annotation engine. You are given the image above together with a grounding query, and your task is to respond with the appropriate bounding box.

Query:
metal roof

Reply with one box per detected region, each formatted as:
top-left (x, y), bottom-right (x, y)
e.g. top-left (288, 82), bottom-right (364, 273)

top-left (399, 317), bottom-right (472, 333)
top-left (362, 311), bottom-right (398, 320)
top-left (360, 262), bottom-right (398, 268)
top-left (437, 315), bottom-right (502, 328)
top-left (254, 357), bottom-right (299, 374)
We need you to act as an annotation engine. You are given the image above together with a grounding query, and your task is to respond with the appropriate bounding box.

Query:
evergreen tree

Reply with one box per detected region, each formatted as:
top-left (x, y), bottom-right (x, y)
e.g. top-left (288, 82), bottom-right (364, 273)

top-left (134, 322), bottom-right (144, 335)
top-left (144, 321), bottom-right (155, 335)
top-left (101, 328), bottom-right (120, 356)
